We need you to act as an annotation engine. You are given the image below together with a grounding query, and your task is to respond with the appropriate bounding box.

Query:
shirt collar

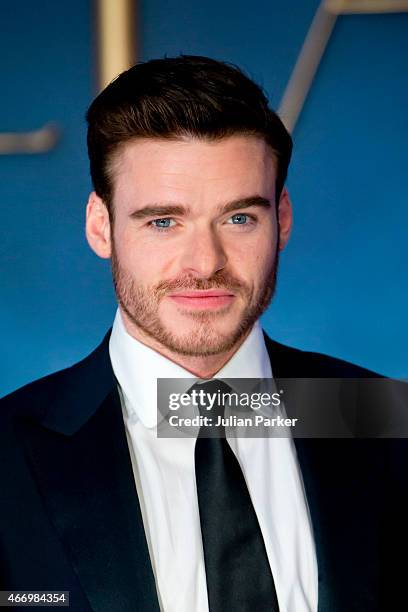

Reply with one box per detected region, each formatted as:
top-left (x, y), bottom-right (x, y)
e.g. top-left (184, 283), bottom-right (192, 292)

top-left (109, 308), bottom-right (272, 428)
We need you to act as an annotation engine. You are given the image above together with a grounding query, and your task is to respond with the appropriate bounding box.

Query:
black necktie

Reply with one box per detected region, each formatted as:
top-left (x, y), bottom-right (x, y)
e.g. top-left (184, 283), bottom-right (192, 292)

top-left (193, 380), bottom-right (280, 611)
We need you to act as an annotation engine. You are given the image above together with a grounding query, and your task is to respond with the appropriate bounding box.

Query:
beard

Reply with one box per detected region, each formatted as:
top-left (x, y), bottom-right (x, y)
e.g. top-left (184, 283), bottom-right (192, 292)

top-left (111, 242), bottom-right (279, 357)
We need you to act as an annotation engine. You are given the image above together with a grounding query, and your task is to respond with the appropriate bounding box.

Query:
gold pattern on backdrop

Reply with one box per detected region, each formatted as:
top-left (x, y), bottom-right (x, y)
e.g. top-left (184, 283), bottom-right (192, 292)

top-left (0, 123), bottom-right (60, 155)
top-left (0, 1), bottom-right (138, 155)
top-left (96, 0), bottom-right (137, 91)
top-left (278, 0), bottom-right (408, 132)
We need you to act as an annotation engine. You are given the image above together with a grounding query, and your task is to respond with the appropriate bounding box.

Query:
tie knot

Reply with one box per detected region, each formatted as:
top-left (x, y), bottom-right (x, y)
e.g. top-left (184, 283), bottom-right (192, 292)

top-left (188, 379), bottom-right (233, 437)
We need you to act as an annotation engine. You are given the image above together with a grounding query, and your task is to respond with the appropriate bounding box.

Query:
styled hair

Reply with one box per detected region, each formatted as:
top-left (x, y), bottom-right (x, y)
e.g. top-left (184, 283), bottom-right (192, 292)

top-left (86, 55), bottom-right (292, 218)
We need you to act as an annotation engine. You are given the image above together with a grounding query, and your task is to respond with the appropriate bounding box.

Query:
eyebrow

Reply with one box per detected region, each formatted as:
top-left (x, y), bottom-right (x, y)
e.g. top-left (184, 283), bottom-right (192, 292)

top-left (129, 196), bottom-right (271, 220)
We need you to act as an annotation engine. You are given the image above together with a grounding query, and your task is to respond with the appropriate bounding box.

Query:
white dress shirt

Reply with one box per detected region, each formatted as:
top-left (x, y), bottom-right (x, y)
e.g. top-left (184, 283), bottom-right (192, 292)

top-left (109, 309), bottom-right (318, 612)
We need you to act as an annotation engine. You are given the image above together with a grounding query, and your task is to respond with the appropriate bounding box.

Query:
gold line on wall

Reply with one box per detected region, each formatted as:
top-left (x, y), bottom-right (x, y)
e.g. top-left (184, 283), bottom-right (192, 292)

top-left (278, 3), bottom-right (337, 133)
top-left (96, 0), bottom-right (137, 91)
top-left (278, 0), bottom-right (408, 133)
top-left (0, 123), bottom-right (60, 155)
top-left (326, 0), bottom-right (408, 14)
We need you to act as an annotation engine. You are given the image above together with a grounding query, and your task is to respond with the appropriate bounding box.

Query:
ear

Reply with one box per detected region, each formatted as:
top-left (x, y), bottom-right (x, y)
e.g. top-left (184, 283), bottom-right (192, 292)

top-left (85, 192), bottom-right (112, 259)
top-left (277, 187), bottom-right (293, 251)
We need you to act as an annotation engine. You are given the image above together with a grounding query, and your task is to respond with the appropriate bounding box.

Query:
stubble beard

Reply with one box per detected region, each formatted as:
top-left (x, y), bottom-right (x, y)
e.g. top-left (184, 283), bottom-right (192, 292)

top-left (111, 242), bottom-right (279, 357)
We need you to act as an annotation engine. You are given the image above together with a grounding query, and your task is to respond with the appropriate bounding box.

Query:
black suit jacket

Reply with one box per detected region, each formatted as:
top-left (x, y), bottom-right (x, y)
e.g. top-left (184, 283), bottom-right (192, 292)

top-left (0, 331), bottom-right (407, 611)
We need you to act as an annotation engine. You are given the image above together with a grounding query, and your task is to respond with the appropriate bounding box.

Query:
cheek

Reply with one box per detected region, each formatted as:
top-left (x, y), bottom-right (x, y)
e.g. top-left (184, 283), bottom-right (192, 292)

top-left (114, 229), bottom-right (177, 281)
top-left (228, 231), bottom-right (276, 278)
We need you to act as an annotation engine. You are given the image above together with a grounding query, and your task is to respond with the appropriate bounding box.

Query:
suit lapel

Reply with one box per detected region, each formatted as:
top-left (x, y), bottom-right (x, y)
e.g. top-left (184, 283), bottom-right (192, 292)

top-left (17, 334), bottom-right (160, 612)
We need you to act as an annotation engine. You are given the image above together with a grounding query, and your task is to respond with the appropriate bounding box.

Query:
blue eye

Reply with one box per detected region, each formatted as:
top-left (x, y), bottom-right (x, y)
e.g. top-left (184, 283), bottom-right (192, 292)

top-left (229, 214), bottom-right (248, 224)
top-left (151, 218), bottom-right (175, 229)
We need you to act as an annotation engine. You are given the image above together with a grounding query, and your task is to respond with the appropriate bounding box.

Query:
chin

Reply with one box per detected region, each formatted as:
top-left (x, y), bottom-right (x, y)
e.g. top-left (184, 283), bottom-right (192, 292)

top-left (169, 313), bottom-right (238, 335)
top-left (159, 318), bottom-right (248, 357)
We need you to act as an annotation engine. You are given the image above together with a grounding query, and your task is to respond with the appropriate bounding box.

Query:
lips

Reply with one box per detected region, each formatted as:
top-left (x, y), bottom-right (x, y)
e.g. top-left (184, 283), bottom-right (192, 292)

top-left (167, 289), bottom-right (235, 309)
top-left (170, 290), bottom-right (234, 298)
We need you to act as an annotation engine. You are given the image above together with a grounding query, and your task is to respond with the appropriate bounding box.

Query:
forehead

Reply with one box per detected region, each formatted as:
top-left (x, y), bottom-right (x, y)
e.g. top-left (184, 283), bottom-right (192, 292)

top-left (111, 135), bottom-right (277, 210)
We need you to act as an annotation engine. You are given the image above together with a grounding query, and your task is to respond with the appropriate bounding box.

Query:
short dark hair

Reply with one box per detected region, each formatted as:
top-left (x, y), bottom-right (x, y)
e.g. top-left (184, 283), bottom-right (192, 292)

top-left (86, 55), bottom-right (292, 218)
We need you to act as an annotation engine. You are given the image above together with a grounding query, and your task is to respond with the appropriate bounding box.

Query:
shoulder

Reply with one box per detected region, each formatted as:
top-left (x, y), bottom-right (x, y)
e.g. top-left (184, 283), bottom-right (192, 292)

top-left (262, 332), bottom-right (382, 378)
top-left (0, 364), bottom-right (73, 425)
top-left (263, 334), bottom-right (396, 439)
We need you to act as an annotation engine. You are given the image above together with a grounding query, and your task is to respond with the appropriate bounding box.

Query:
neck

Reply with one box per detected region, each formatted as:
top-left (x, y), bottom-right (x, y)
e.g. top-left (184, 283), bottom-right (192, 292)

top-left (119, 309), bottom-right (252, 378)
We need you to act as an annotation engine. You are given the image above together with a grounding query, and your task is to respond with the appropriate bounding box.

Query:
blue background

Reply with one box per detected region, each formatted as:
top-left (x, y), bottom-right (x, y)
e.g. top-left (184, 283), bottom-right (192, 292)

top-left (1, 0), bottom-right (407, 397)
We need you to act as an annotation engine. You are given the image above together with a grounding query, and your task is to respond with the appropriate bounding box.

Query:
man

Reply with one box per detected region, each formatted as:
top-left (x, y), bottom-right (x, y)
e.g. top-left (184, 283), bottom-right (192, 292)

top-left (0, 56), bottom-right (406, 612)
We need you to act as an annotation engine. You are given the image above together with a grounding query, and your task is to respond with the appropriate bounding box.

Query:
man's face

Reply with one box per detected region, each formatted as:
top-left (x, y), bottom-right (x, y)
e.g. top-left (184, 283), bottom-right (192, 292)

top-left (89, 135), bottom-right (292, 357)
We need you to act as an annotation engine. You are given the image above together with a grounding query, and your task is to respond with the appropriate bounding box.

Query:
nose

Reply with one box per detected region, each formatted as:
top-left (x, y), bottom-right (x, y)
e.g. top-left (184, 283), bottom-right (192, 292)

top-left (179, 225), bottom-right (227, 279)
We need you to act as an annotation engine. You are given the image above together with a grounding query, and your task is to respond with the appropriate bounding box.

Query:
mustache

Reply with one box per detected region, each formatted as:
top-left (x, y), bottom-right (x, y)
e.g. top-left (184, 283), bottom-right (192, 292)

top-left (154, 272), bottom-right (249, 297)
